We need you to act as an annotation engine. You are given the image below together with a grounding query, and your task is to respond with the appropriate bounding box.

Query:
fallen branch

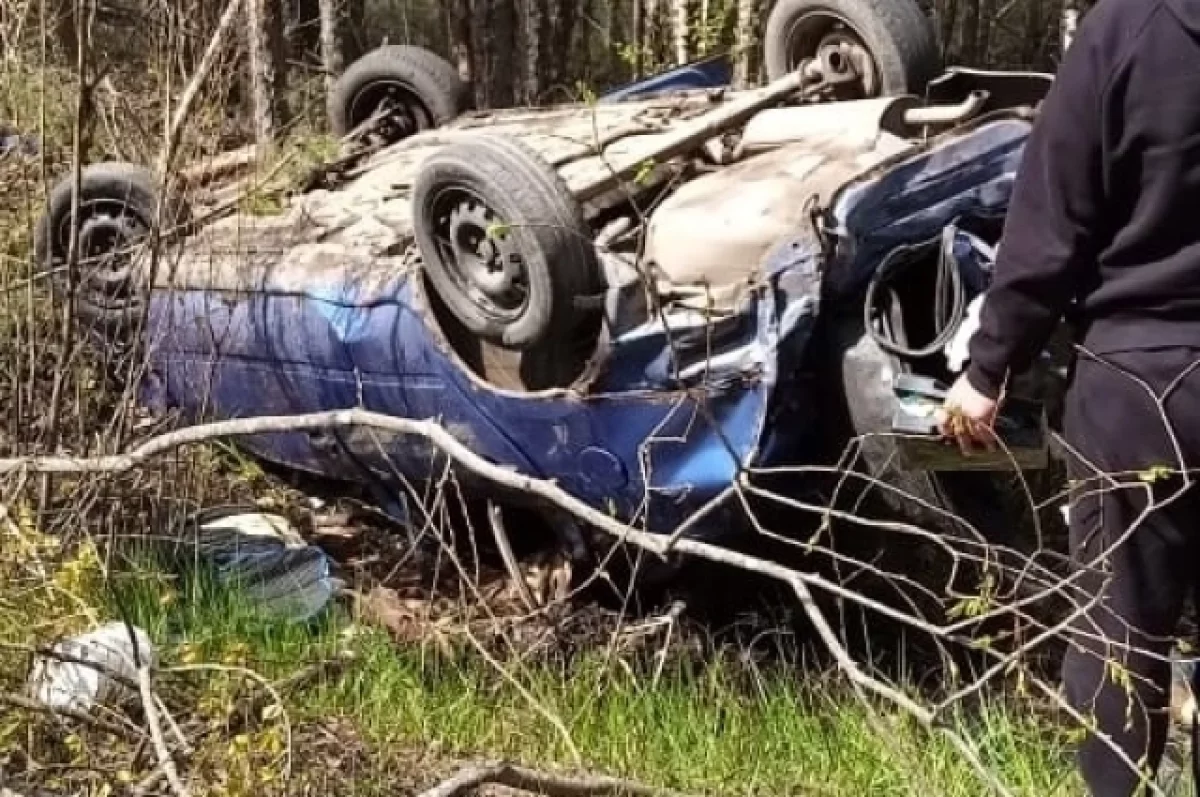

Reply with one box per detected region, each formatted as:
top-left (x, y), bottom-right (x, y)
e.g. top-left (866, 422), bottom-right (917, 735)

top-left (417, 763), bottom-right (686, 797)
top-left (0, 410), bottom-right (983, 629)
top-left (156, 0), bottom-right (245, 178)
top-left (137, 664), bottom-right (191, 797)
top-left (489, 501), bottom-right (538, 612)
top-left (0, 691), bottom-right (141, 740)
top-left (178, 145), bottom-right (260, 186)
top-left (0, 409), bottom-right (1026, 792)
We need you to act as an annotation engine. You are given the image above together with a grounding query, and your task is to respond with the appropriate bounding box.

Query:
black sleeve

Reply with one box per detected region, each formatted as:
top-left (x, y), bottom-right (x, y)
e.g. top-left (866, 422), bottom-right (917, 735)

top-left (965, 35), bottom-right (1106, 400)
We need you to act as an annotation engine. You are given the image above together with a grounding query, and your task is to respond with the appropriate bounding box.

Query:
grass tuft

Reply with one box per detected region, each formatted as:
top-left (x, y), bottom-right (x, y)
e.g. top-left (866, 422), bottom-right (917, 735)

top-left (22, 544), bottom-right (1085, 797)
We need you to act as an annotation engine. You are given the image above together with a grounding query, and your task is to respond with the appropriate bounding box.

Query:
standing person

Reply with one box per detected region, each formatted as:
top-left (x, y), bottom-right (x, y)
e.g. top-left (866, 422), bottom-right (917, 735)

top-left (937, 0), bottom-right (1200, 793)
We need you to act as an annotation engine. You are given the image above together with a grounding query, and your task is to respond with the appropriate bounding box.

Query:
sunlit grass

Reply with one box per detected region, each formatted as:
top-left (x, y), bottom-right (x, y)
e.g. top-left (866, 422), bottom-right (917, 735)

top-left (57, 542), bottom-right (1088, 797)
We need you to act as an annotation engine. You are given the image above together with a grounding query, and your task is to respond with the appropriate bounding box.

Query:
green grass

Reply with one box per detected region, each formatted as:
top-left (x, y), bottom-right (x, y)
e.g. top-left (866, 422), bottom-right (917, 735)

top-left (78, 543), bottom-right (1087, 797)
top-left (311, 637), bottom-right (1081, 796)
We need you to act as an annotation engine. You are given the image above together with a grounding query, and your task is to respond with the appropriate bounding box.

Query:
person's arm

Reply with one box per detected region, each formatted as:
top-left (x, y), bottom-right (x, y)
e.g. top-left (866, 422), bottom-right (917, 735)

top-left (965, 37), bottom-right (1107, 401)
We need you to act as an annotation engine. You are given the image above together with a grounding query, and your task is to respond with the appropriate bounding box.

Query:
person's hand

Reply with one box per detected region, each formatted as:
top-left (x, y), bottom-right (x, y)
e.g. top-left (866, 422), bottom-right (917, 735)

top-left (935, 374), bottom-right (999, 456)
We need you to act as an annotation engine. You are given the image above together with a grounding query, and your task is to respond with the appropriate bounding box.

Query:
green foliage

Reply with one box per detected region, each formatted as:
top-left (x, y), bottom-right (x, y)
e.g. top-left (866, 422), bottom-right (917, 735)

top-left (633, 158), bottom-right (657, 187)
top-left (52, 545), bottom-right (1083, 797)
top-left (1138, 465), bottom-right (1176, 483)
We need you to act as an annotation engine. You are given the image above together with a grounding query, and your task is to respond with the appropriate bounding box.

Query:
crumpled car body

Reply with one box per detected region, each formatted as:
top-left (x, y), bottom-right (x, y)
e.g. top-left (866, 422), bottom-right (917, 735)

top-left (135, 68), bottom-right (1042, 544)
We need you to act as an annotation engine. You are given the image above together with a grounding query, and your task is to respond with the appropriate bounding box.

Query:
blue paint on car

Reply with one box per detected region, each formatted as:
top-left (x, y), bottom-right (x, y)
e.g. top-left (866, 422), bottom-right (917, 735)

top-left (136, 106), bottom-right (1032, 544)
top-left (600, 53), bottom-right (735, 103)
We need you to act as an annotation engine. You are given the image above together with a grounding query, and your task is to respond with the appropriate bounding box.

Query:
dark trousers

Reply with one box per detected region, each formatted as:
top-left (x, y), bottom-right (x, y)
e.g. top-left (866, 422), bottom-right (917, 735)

top-left (1061, 346), bottom-right (1200, 796)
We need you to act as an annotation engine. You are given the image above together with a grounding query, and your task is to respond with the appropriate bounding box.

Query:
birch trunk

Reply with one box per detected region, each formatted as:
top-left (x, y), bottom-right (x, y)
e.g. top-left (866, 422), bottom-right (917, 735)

top-left (318, 0), bottom-right (343, 92)
top-left (671, 0), bottom-right (688, 65)
top-left (734, 0), bottom-right (758, 88)
top-left (247, 0), bottom-right (288, 145)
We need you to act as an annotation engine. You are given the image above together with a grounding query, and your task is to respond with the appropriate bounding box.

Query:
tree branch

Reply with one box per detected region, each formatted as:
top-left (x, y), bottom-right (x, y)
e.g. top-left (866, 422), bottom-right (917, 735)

top-left (417, 763), bottom-right (688, 797)
top-left (156, 0), bottom-right (245, 178)
top-left (0, 691), bottom-right (142, 740)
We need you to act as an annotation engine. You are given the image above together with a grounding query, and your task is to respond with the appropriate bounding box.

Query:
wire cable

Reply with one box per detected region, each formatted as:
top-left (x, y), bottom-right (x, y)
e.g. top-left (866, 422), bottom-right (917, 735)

top-left (864, 225), bottom-right (969, 360)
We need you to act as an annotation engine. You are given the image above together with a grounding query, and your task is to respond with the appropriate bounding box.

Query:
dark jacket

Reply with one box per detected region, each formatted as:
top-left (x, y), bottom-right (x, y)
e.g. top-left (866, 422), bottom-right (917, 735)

top-left (967, 0), bottom-right (1200, 399)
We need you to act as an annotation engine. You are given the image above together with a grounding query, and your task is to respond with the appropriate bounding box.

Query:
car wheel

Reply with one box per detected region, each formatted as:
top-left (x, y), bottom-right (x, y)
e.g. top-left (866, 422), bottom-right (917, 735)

top-left (34, 161), bottom-right (189, 334)
top-left (764, 0), bottom-right (941, 98)
top-left (412, 133), bottom-right (605, 352)
top-left (328, 44), bottom-right (470, 145)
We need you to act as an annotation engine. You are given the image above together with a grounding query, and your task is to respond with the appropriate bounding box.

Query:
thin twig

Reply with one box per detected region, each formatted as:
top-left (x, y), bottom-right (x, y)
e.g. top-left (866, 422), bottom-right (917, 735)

top-left (155, 0), bottom-right (245, 178)
top-left (137, 664), bottom-right (190, 797)
top-left (417, 762), bottom-right (691, 797)
top-left (488, 501), bottom-right (538, 612)
top-left (0, 691), bottom-right (141, 740)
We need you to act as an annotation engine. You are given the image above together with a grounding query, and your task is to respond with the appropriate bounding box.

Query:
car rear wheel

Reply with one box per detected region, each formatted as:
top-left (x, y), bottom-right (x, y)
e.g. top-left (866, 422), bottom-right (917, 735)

top-left (764, 0), bottom-right (940, 98)
top-left (328, 45), bottom-right (470, 145)
top-left (412, 134), bottom-right (605, 352)
top-left (35, 162), bottom-right (189, 333)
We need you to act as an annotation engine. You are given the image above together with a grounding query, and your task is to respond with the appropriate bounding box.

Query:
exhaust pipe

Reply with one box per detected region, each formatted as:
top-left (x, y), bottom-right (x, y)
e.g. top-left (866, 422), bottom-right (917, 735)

top-left (902, 90), bottom-right (989, 127)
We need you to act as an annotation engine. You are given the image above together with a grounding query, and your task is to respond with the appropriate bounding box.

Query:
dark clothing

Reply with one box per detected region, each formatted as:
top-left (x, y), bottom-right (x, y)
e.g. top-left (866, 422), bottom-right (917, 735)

top-left (1060, 346), bottom-right (1200, 795)
top-left (967, 0), bottom-right (1200, 400)
top-left (957, 1), bottom-right (1200, 790)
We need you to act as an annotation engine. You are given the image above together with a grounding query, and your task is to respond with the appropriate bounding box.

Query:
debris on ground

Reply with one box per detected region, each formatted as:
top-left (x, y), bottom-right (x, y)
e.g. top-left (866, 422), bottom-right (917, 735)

top-left (186, 508), bottom-right (343, 623)
top-left (416, 762), bottom-right (692, 797)
top-left (26, 622), bottom-right (154, 712)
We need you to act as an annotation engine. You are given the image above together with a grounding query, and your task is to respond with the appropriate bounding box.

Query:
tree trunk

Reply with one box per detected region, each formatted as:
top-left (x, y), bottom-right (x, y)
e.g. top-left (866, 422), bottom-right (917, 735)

top-left (546, 0), bottom-right (579, 93)
top-left (631, 0), bottom-right (644, 77)
top-left (733, 0), bottom-right (757, 87)
top-left (342, 0), bottom-right (365, 61)
top-left (247, 0), bottom-right (289, 144)
top-left (291, 0), bottom-right (322, 58)
top-left (318, 0), bottom-right (344, 91)
top-left (937, 0), bottom-right (959, 64)
top-left (976, 0), bottom-right (994, 65)
top-left (671, 0), bottom-right (689, 65)
top-left (53, 0), bottom-right (79, 64)
top-left (960, 0), bottom-right (981, 64)
top-left (447, 0), bottom-right (474, 84)
top-left (482, 0), bottom-right (518, 107)
top-left (643, 0), bottom-right (660, 70)
top-left (520, 0), bottom-right (544, 104)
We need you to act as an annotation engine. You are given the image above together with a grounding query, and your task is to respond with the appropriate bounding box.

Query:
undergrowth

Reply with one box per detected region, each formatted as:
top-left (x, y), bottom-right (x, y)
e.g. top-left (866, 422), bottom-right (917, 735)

top-left (1, 525), bottom-right (1089, 797)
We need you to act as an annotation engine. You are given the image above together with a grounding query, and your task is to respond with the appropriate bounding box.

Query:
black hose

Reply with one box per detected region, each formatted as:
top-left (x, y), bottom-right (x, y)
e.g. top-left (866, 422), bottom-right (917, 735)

top-left (864, 226), bottom-right (969, 360)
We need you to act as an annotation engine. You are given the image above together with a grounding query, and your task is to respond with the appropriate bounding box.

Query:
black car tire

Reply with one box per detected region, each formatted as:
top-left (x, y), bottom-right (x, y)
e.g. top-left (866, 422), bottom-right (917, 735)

top-left (412, 134), bottom-right (605, 351)
top-left (328, 45), bottom-right (469, 143)
top-left (764, 0), bottom-right (941, 97)
top-left (34, 161), bottom-right (189, 332)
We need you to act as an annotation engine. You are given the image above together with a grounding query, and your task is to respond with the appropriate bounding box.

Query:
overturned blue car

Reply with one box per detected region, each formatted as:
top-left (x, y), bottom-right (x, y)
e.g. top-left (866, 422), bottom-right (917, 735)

top-left (35, 0), bottom-right (1066, 577)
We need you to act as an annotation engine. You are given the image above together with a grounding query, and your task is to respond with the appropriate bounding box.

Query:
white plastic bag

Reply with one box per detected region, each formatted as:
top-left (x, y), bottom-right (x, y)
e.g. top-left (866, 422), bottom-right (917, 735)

top-left (944, 294), bottom-right (986, 373)
top-left (27, 622), bottom-right (156, 712)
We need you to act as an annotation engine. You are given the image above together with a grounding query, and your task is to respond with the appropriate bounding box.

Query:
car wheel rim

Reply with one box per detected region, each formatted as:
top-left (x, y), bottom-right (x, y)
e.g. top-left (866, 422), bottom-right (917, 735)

top-left (785, 12), bottom-right (880, 98)
top-left (54, 198), bottom-right (150, 310)
top-left (429, 186), bottom-right (531, 325)
top-left (350, 81), bottom-right (431, 144)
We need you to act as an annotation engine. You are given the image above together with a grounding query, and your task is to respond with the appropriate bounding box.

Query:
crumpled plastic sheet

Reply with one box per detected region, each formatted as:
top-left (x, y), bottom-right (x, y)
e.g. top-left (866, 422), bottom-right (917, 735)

top-left (942, 223), bottom-right (997, 373)
top-left (187, 509), bottom-right (342, 623)
top-left (27, 622), bottom-right (156, 712)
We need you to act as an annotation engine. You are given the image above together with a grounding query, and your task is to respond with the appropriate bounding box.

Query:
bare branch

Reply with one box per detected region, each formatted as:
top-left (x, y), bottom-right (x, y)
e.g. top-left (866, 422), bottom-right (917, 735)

top-left (417, 762), bottom-right (692, 797)
top-left (156, 0), bottom-right (245, 178)
top-left (0, 690), bottom-right (143, 740)
top-left (137, 664), bottom-right (191, 797)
